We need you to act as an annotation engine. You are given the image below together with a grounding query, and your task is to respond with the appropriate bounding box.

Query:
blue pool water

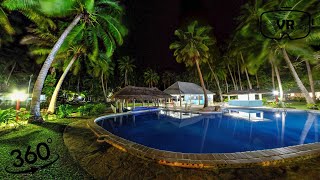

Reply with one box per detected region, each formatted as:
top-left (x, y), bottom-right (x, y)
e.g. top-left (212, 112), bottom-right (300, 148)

top-left (96, 109), bottom-right (320, 153)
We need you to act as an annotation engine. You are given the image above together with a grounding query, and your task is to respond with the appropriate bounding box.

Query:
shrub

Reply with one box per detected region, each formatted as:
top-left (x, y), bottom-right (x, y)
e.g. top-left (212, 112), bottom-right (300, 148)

top-left (17, 108), bottom-right (30, 121)
top-left (90, 103), bottom-right (106, 115)
top-left (262, 98), bottom-right (268, 105)
top-left (57, 104), bottom-right (73, 118)
top-left (307, 103), bottom-right (318, 110)
top-left (0, 108), bottom-right (15, 124)
top-left (78, 104), bottom-right (94, 116)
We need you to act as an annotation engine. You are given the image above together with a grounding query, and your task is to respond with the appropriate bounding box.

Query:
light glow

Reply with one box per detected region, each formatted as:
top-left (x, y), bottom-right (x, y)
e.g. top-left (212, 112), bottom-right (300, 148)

top-left (10, 90), bottom-right (28, 101)
top-left (273, 90), bottom-right (279, 96)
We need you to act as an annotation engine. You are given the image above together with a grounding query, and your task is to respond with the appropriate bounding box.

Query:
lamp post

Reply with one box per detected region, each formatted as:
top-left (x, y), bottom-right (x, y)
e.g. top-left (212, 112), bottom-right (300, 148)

top-left (10, 91), bottom-right (28, 121)
top-left (273, 90), bottom-right (279, 103)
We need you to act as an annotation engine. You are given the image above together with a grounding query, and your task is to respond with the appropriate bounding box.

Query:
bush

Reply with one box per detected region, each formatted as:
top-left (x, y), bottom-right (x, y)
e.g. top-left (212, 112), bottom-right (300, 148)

top-left (17, 108), bottom-right (30, 121)
top-left (77, 104), bottom-right (94, 116)
top-left (0, 108), bottom-right (15, 124)
top-left (90, 103), bottom-right (106, 115)
top-left (57, 104), bottom-right (73, 118)
top-left (307, 103), bottom-right (318, 110)
top-left (262, 98), bottom-right (268, 105)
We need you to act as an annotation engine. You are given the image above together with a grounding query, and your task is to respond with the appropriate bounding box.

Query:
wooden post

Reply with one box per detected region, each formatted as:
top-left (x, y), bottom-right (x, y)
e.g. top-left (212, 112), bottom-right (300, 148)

top-left (126, 99), bottom-right (128, 108)
top-left (179, 95), bottom-right (182, 107)
top-left (198, 95), bottom-right (201, 105)
top-left (119, 100), bottom-right (123, 113)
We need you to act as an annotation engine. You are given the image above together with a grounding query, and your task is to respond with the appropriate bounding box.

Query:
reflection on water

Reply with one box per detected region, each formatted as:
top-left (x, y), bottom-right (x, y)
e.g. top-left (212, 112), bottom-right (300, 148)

top-left (96, 109), bottom-right (320, 153)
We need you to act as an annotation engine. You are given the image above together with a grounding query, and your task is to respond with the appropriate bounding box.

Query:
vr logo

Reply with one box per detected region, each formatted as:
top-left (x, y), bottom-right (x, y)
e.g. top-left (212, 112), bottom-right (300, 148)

top-left (277, 20), bottom-right (294, 30)
top-left (260, 9), bottom-right (312, 40)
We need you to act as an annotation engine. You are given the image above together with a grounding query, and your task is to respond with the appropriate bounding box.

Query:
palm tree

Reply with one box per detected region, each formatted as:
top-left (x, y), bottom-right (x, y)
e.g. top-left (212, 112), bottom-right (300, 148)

top-left (170, 21), bottom-right (215, 108)
top-left (118, 56), bottom-right (135, 86)
top-left (161, 71), bottom-right (175, 89)
top-left (89, 53), bottom-right (114, 102)
top-left (144, 69), bottom-right (159, 88)
top-left (236, 0), bottom-right (319, 104)
top-left (3, 0), bottom-right (126, 121)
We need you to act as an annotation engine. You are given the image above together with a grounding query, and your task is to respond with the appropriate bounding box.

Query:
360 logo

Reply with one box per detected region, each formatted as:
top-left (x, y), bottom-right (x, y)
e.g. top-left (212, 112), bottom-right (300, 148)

top-left (260, 8), bottom-right (314, 40)
top-left (5, 138), bottom-right (59, 174)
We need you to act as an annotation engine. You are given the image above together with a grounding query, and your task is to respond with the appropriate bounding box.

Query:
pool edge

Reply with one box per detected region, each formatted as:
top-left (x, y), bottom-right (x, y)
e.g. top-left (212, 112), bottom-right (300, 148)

top-left (88, 110), bottom-right (320, 169)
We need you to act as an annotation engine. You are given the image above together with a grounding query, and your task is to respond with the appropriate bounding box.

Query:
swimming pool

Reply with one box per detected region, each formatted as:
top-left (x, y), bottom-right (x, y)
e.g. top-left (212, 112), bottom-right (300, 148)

top-left (95, 109), bottom-right (320, 153)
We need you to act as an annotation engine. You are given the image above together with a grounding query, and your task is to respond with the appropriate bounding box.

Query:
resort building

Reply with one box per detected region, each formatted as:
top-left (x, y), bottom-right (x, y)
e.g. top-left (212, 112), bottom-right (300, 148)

top-left (222, 90), bottom-right (270, 107)
top-left (163, 81), bottom-right (215, 106)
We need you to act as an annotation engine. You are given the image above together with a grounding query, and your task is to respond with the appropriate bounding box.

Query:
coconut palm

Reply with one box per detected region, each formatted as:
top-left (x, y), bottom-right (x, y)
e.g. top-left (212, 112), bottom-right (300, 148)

top-left (118, 56), bottom-right (135, 86)
top-left (161, 71), bottom-right (175, 89)
top-left (144, 68), bottom-right (159, 88)
top-left (89, 53), bottom-right (114, 102)
top-left (236, 0), bottom-right (319, 104)
top-left (3, 0), bottom-right (126, 121)
top-left (170, 21), bottom-right (215, 108)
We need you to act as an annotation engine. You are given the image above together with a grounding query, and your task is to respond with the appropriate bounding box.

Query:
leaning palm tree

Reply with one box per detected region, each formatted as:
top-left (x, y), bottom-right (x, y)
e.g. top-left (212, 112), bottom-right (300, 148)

top-left (236, 0), bottom-right (319, 104)
top-left (144, 68), bottom-right (159, 87)
top-left (118, 56), bottom-right (135, 86)
top-left (3, 0), bottom-right (126, 122)
top-left (170, 21), bottom-right (215, 108)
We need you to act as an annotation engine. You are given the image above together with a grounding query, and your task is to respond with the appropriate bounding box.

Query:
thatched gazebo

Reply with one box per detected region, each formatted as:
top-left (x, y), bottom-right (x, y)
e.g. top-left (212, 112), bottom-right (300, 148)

top-left (111, 86), bottom-right (172, 111)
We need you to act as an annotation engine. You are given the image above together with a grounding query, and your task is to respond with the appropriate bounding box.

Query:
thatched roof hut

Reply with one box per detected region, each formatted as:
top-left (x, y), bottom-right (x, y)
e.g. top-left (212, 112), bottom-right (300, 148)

top-left (111, 86), bottom-right (172, 100)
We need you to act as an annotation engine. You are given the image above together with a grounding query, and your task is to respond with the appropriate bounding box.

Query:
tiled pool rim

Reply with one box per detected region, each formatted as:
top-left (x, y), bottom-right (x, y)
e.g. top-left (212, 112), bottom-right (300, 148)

top-left (87, 108), bottom-right (320, 169)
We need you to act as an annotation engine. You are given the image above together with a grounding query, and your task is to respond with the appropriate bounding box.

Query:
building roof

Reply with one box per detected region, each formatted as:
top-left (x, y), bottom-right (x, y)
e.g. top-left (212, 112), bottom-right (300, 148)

top-left (111, 86), bottom-right (172, 100)
top-left (164, 81), bottom-right (214, 95)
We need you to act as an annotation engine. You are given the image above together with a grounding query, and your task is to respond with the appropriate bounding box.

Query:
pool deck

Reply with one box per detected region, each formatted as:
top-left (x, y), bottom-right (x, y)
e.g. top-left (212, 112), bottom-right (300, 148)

top-left (88, 108), bottom-right (320, 169)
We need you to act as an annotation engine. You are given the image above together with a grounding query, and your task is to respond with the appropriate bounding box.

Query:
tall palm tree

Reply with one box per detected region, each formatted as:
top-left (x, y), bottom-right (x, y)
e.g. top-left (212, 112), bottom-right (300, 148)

top-left (170, 21), bottom-right (215, 108)
top-left (89, 53), bottom-right (114, 102)
top-left (144, 68), bottom-right (159, 88)
top-left (236, 0), bottom-right (319, 104)
top-left (161, 71), bottom-right (176, 89)
top-left (118, 56), bottom-right (135, 86)
top-left (3, 0), bottom-right (126, 121)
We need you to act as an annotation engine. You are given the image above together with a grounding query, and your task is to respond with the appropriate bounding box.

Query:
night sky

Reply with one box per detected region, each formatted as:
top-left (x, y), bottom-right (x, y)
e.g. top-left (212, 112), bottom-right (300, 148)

top-left (121, 0), bottom-right (247, 73)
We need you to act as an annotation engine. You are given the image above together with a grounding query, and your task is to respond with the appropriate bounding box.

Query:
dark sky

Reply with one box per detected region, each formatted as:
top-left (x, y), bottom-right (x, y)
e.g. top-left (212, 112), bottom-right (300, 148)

top-left (121, 0), bottom-right (247, 73)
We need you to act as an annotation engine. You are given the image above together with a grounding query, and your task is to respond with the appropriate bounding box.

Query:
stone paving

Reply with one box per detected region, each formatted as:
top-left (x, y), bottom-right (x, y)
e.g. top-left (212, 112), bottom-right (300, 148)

top-left (64, 120), bottom-right (320, 179)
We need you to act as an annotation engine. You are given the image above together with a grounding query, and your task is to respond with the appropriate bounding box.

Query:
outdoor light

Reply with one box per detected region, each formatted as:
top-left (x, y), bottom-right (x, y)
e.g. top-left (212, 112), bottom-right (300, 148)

top-left (10, 90), bottom-right (28, 101)
top-left (273, 90), bottom-right (279, 96)
top-left (10, 90), bottom-right (28, 120)
top-left (275, 112), bottom-right (281, 118)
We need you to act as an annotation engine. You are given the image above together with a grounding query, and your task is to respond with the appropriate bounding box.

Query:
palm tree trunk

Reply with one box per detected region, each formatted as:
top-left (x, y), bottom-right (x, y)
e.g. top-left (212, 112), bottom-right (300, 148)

top-left (237, 59), bottom-right (243, 91)
top-left (208, 62), bottom-right (223, 102)
top-left (233, 66), bottom-right (239, 90)
top-left (29, 14), bottom-right (83, 123)
top-left (282, 48), bottom-right (314, 104)
top-left (255, 74), bottom-right (259, 89)
top-left (125, 69), bottom-right (127, 86)
top-left (101, 73), bottom-right (108, 102)
top-left (5, 61), bottom-right (16, 85)
top-left (274, 62), bottom-right (284, 101)
top-left (195, 58), bottom-right (208, 108)
top-left (48, 54), bottom-right (78, 113)
top-left (225, 76), bottom-right (229, 93)
top-left (227, 64), bottom-right (237, 90)
top-left (270, 61), bottom-right (275, 90)
top-left (77, 76), bottom-right (80, 94)
top-left (240, 52), bottom-right (252, 89)
top-left (305, 60), bottom-right (316, 101)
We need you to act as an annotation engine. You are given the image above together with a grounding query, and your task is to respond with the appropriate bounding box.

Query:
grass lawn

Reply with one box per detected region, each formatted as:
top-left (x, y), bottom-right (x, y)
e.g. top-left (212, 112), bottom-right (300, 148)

top-left (0, 118), bottom-right (91, 179)
top-left (266, 101), bottom-right (319, 111)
